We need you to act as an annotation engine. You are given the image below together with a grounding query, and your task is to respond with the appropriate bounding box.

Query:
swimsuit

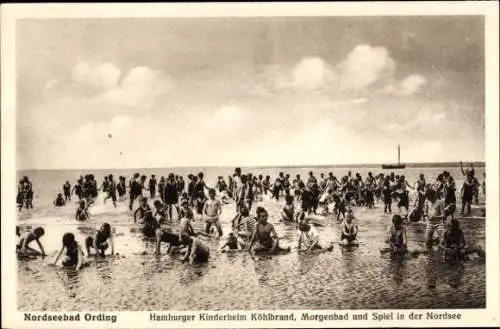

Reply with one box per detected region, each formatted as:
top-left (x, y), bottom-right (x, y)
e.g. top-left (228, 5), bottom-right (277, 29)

top-left (341, 223), bottom-right (357, 243)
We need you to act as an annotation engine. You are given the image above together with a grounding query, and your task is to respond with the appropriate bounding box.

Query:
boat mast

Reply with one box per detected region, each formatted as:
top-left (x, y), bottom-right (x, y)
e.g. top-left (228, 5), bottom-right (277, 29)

top-left (397, 144), bottom-right (400, 165)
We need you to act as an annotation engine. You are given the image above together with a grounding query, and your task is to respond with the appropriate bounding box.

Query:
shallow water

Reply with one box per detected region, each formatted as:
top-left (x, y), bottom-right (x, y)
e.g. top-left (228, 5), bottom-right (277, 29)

top-left (16, 166), bottom-right (486, 310)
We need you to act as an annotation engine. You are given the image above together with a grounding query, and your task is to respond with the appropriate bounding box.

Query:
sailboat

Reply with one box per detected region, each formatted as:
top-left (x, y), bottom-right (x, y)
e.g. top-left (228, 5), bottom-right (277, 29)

top-left (382, 144), bottom-right (406, 169)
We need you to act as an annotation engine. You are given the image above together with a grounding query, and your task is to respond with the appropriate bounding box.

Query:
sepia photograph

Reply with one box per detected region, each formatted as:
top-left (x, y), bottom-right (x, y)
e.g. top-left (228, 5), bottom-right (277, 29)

top-left (2, 2), bottom-right (499, 328)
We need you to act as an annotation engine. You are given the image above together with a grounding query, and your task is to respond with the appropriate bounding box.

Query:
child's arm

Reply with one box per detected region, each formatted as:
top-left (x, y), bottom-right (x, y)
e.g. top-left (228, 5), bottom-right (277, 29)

top-left (93, 236), bottom-right (100, 257)
top-left (247, 230), bottom-right (257, 252)
top-left (341, 223), bottom-right (349, 236)
top-left (109, 234), bottom-right (115, 255)
top-left (53, 246), bottom-right (65, 265)
top-left (220, 242), bottom-right (229, 251)
top-left (133, 208), bottom-right (140, 223)
top-left (353, 224), bottom-right (359, 236)
top-left (297, 234), bottom-right (302, 251)
top-left (36, 239), bottom-right (47, 257)
top-left (403, 227), bottom-right (408, 246)
top-left (75, 244), bottom-right (84, 271)
top-left (270, 226), bottom-right (279, 252)
top-left (155, 230), bottom-right (162, 255)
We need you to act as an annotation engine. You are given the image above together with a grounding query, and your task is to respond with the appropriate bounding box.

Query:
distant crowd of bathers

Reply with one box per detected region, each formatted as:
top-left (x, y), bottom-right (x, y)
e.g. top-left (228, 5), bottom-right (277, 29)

top-left (16, 161), bottom-right (486, 269)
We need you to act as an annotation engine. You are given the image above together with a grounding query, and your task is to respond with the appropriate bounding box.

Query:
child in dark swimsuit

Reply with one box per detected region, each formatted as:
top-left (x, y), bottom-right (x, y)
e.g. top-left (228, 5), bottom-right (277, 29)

top-left (134, 198), bottom-right (158, 238)
top-left (461, 174), bottom-right (474, 215)
top-left (75, 201), bottom-right (89, 221)
top-left (340, 208), bottom-right (358, 245)
top-left (54, 193), bottom-right (66, 207)
top-left (220, 232), bottom-right (245, 251)
top-left (385, 215), bottom-right (407, 254)
top-left (17, 226), bottom-right (46, 257)
top-left (85, 223), bottom-right (115, 258)
top-left (63, 181), bottom-right (71, 202)
top-left (280, 195), bottom-right (295, 222)
top-left (153, 200), bottom-right (168, 225)
top-left (155, 227), bottom-right (184, 255)
top-left (439, 219), bottom-right (485, 262)
top-left (53, 233), bottom-right (86, 271)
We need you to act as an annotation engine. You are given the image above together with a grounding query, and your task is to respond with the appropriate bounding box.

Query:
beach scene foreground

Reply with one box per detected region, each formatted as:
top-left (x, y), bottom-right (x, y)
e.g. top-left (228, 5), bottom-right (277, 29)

top-left (16, 165), bottom-right (485, 311)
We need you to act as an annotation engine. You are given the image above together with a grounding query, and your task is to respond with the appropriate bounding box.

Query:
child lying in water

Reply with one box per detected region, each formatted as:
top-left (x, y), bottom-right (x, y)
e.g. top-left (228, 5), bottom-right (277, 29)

top-left (53, 233), bottom-right (87, 271)
top-left (17, 226), bottom-right (46, 258)
top-left (220, 232), bottom-right (246, 251)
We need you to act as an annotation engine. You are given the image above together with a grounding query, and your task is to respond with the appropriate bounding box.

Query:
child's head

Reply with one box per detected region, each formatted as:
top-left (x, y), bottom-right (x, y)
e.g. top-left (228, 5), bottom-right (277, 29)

top-left (346, 208), bottom-right (354, 222)
top-left (153, 200), bottom-right (162, 210)
top-left (285, 195), bottom-right (294, 204)
top-left (392, 215), bottom-right (403, 229)
top-left (240, 206), bottom-right (249, 217)
top-left (208, 188), bottom-right (216, 198)
top-left (100, 223), bottom-right (111, 235)
top-left (62, 232), bottom-right (76, 247)
top-left (108, 174), bottom-right (113, 180)
top-left (256, 207), bottom-right (268, 223)
top-left (228, 232), bottom-right (236, 240)
top-left (57, 193), bottom-right (63, 197)
top-left (449, 218), bottom-right (460, 231)
top-left (140, 197), bottom-right (148, 206)
top-left (33, 226), bottom-right (45, 238)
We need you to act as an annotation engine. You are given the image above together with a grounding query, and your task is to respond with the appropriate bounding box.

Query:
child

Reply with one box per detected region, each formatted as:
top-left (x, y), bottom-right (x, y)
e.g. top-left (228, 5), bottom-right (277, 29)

top-left (297, 218), bottom-right (333, 252)
top-left (155, 227), bottom-right (184, 255)
top-left (424, 187), bottom-right (445, 252)
top-left (16, 180), bottom-right (25, 211)
top-left (231, 206), bottom-right (250, 232)
top-left (385, 215), bottom-right (407, 254)
top-left (134, 197), bottom-right (158, 238)
top-left (383, 176), bottom-right (392, 213)
top-left (180, 235), bottom-right (210, 264)
top-left (85, 223), bottom-right (115, 258)
top-left (153, 200), bottom-right (168, 225)
top-left (17, 226), bottom-right (46, 257)
top-left (203, 188), bottom-right (223, 237)
top-left (333, 192), bottom-right (346, 220)
top-left (220, 232), bottom-right (245, 251)
top-left (179, 200), bottom-right (195, 221)
top-left (53, 233), bottom-right (86, 271)
top-left (280, 195), bottom-right (295, 222)
top-left (54, 193), bottom-right (66, 207)
top-left (340, 208), bottom-right (358, 245)
top-left (439, 219), bottom-right (485, 262)
top-left (75, 201), bottom-right (90, 221)
top-left (461, 174), bottom-right (475, 215)
top-left (63, 181), bottom-right (71, 202)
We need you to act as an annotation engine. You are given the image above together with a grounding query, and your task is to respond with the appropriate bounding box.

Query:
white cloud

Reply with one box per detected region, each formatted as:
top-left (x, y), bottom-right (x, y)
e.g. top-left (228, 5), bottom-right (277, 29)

top-left (71, 62), bottom-right (122, 89)
top-left (103, 66), bottom-right (171, 110)
top-left (338, 44), bottom-right (396, 90)
top-left (290, 57), bottom-right (335, 91)
top-left (400, 74), bottom-right (427, 95)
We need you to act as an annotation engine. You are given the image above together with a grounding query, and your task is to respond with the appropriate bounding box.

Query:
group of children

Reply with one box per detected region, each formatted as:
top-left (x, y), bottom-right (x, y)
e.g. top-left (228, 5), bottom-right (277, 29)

top-left (17, 165), bottom-right (486, 270)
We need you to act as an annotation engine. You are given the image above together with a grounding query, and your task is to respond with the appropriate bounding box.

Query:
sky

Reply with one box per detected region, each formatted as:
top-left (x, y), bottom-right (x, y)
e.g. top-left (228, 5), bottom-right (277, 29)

top-left (16, 16), bottom-right (485, 170)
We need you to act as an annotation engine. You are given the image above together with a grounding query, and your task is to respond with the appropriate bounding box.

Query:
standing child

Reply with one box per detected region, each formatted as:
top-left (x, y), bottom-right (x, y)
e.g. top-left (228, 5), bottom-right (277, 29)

top-left (461, 174), bottom-right (475, 215)
top-left (75, 201), bottom-right (90, 221)
top-left (63, 181), bottom-right (71, 202)
top-left (203, 189), bottom-right (223, 238)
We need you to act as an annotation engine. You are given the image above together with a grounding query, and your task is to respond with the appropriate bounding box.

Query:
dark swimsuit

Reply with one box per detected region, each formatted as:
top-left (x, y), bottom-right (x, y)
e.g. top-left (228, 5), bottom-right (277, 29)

top-left (86, 230), bottom-right (110, 251)
top-left (62, 243), bottom-right (79, 267)
top-left (341, 223), bottom-right (357, 243)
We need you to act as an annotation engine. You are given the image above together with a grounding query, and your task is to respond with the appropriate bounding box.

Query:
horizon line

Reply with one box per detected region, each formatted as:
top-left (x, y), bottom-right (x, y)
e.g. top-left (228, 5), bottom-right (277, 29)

top-left (17, 160), bottom-right (486, 172)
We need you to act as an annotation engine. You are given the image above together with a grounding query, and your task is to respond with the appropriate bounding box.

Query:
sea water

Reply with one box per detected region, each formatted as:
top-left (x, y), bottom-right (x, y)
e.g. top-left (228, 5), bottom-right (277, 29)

top-left (15, 166), bottom-right (485, 310)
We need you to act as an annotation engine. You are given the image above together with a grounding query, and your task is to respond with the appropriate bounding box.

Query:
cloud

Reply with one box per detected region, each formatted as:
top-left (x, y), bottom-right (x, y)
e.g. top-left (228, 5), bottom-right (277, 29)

top-left (71, 62), bottom-right (122, 89)
top-left (290, 57), bottom-right (336, 91)
top-left (382, 74), bottom-right (427, 97)
top-left (103, 66), bottom-right (171, 110)
top-left (338, 44), bottom-right (396, 91)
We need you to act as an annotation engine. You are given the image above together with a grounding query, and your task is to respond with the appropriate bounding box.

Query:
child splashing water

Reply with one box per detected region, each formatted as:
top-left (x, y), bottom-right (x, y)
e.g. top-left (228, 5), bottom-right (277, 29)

top-left (297, 217), bottom-right (334, 253)
top-left (17, 227), bottom-right (46, 258)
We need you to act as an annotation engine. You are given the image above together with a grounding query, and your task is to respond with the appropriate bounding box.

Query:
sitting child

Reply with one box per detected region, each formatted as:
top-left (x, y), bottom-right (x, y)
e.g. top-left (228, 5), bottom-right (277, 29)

top-left (297, 217), bottom-right (333, 252)
top-left (340, 208), bottom-right (358, 245)
top-left (180, 235), bottom-right (210, 264)
top-left (54, 193), bottom-right (66, 207)
top-left (85, 223), bottom-right (115, 258)
top-left (17, 226), bottom-right (46, 257)
top-left (439, 219), bottom-right (485, 262)
top-left (385, 215), bottom-right (407, 254)
top-left (220, 232), bottom-right (246, 251)
top-left (53, 233), bottom-right (87, 271)
top-left (280, 195), bottom-right (295, 222)
top-left (153, 200), bottom-right (168, 225)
